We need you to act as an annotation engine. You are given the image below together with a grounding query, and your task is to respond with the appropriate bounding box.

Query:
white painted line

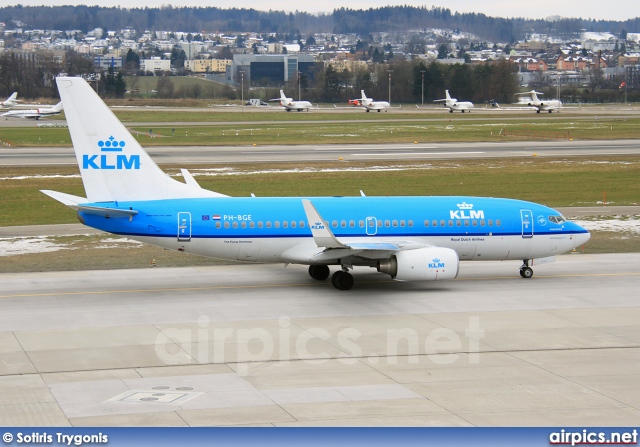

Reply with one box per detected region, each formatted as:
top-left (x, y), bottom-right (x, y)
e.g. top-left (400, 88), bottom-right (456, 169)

top-left (351, 151), bottom-right (485, 156)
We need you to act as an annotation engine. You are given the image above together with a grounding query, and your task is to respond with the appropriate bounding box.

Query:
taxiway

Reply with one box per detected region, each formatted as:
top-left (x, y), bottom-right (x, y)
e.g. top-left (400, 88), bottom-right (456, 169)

top-left (1, 253), bottom-right (639, 426)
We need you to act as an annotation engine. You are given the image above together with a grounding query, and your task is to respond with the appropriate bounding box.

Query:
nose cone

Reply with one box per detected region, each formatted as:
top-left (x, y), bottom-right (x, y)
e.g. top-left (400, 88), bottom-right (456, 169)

top-left (570, 221), bottom-right (591, 247)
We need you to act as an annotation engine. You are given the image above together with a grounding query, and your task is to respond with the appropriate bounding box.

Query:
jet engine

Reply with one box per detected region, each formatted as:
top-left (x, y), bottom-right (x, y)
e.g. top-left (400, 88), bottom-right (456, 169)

top-left (377, 247), bottom-right (459, 281)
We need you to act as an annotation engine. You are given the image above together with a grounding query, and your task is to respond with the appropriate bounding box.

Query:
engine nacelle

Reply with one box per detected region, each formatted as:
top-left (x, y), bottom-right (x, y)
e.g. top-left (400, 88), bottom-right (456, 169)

top-left (377, 247), bottom-right (459, 281)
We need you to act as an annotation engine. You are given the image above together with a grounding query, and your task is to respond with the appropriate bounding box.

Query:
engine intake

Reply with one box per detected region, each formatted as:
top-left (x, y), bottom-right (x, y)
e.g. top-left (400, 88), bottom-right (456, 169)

top-left (377, 247), bottom-right (459, 281)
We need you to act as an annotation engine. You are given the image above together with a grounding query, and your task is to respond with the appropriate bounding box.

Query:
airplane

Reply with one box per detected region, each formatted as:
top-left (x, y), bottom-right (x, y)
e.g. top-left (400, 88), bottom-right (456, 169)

top-left (43, 77), bottom-right (590, 290)
top-left (348, 98), bottom-right (362, 106)
top-left (1, 101), bottom-right (63, 120)
top-left (273, 90), bottom-right (313, 112)
top-left (434, 90), bottom-right (474, 113)
top-left (0, 92), bottom-right (20, 110)
top-left (515, 90), bottom-right (562, 113)
top-left (359, 90), bottom-right (390, 112)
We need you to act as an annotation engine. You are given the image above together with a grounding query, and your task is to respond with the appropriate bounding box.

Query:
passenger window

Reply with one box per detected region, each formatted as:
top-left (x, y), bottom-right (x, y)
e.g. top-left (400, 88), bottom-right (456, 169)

top-left (480, 220), bottom-right (485, 227)
top-left (275, 221), bottom-right (280, 228)
top-left (464, 220), bottom-right (469, 227)
top-left (432, 220), bottom-right (437, 227)
top-left (249, 222), bottom-right (255, 228)
top-left (258, 221), bottom-right (263, 228)
top-left (385, 220), bottom-right (390, 227)
top-left (332, 220), bottom-right (338, 228)
top-left (368, 220), bottom-right (375, 227)
top-left (282, 221), bottom-right (288, 228)
top-left (408, 220), bottom-right (413, 227)
top-left (299, 221), bottom-right (305, 228)
top-left (341, 220), bottom-right (346, 228)
top-left (241, 222), bottom-right (246, 228)
top-left (488, 219), bottom-right (493, 226)
top-left (377, 220), bottom-right (382, 227)
top-left (349, 220), bottom-right (355, 228)
top-left (440, 220), bottom-right (445, 227)
top-left (448, 220), bottom-right (453, 227)
top-left (291, 221), bottom-right (296, 228)
top-left (472, 220), bottom-right (477, 227)
top-left (392, 220), bottom-right (398, 227)
top-left (359, 220), bottom-right (364, 228)
top-left (496, 219), bottom-right (501, 226)
top-left (456, 220), bottom-right (461, 227)
top-left (232, 222), bottom-right (238, 228)
top-left (224, 222), bottom-right (230, 229)
top-left (266, 221), bottom-right (272, 228)
top-left (424, 220), bottom-right (429, 227)
top-left (216, 222), bottom-right (221, 229)
top-left (400, 220), bottom-right (405, 227)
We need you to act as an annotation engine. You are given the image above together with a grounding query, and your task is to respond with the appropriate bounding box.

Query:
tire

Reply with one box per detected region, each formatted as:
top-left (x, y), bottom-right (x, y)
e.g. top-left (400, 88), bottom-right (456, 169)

top-left (309, 265), bottom-right (330, 281)
top-left (331, 271), bottom-right (354, 290)
top-left (520, 267), bottom-right (533, 278)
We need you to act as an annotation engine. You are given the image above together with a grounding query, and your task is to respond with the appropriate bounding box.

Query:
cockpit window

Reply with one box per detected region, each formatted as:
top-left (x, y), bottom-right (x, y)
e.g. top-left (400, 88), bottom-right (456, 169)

top-left (548, 215), bottom-right (566, 224)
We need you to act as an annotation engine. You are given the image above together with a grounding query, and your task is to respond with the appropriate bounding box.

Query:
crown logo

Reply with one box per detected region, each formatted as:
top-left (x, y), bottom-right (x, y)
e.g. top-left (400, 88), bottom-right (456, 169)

top-left (457, 202), bottom-right (473, 210)
top-left (432, 258), bottom-right (440, 263)
top-left (98, 136), bottom-right (126, 152)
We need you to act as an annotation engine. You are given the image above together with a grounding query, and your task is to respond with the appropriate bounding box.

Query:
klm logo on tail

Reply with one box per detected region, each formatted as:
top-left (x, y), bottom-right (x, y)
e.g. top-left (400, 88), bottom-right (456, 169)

top-left (82, 136), bottom-right (140, 170)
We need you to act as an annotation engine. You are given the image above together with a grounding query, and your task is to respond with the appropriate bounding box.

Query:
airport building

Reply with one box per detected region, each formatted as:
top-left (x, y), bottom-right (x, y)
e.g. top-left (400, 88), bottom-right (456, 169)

top-left (228, 54), bottom-right (320, 86)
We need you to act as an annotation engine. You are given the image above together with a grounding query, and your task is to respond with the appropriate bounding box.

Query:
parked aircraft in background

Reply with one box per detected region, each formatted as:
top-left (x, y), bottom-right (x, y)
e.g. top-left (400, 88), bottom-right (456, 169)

top-left (348, 98), bottom-right (362, 106)
top-left (0, 92), bottom-right (20, 110)
top-left (1, 102), bottom-right (63, 120)
top-left (515, 90), bottom-right (563, 113)
top-left (359, 90), bottom-right (390, 112)
top-left (273, 90), bottom-right (313, 112)
top-left (434, 90), bottom-right (475, 113)
top-left (45, 77), bottom-right (590, 290)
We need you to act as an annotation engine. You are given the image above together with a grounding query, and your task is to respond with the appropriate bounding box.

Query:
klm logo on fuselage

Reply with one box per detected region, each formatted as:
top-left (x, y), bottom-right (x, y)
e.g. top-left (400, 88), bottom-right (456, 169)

top-left (449, 202), bottom-right (484, 220)
top-left (82, 136), bottom-right (140, 170)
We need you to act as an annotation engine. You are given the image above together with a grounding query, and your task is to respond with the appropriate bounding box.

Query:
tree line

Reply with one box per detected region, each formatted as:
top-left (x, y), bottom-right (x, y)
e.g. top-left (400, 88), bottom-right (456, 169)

top-left (1, 5), bottom-right (637, 42)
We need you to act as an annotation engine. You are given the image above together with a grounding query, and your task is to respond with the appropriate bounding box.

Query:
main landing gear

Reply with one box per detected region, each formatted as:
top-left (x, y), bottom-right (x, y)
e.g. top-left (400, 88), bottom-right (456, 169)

top-left (519, 260), bottom-right (533, 278)
top-left (308, 265), bottom-right (354, 290)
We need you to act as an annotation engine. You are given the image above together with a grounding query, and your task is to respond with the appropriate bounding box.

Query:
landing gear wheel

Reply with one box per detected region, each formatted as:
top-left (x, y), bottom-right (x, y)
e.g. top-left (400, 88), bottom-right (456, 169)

top-left (331, 271), bottom-right (354, 290)
top-left (308, 265), bottom-right (330, 281)
top-left (520, 267), bottom-right (533, 278)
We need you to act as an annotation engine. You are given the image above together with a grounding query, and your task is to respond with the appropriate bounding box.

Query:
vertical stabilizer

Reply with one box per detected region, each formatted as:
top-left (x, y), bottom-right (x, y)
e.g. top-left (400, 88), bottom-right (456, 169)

top-left (445, 90), bottom-right (451, 101)
top-left (56, 77), bottom-right (226, 202)
top-left (361, 90), bottom-right (368, 100)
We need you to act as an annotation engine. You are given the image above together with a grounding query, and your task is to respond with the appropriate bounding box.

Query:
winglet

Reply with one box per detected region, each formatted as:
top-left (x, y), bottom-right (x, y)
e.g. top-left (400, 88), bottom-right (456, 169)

top-left (301, 199), bottom-right (347, 249)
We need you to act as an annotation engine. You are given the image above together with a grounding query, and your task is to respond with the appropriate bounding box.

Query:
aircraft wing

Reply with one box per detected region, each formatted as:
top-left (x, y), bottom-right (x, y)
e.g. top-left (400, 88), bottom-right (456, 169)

top-left (291, 199), bottom-right (431, 263)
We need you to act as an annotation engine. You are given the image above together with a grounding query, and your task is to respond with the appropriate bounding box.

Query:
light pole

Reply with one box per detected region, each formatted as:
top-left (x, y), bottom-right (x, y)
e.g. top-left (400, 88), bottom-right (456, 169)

top-left (298, 71), bottom-right (301, 101)
top-left (387, 69), bottom-right (393, 104)
top-left (239, 70), bottom-right (244, 112)
top-left (420, 69), bottom-right (426, 105)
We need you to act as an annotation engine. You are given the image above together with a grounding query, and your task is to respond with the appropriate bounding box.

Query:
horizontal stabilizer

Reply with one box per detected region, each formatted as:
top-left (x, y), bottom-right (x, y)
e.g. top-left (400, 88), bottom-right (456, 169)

top-left (77, 205), bottom-right (138, 218)
top-left (181, 169), bottom-right (201, 188)
top-left (41, 190), bottom-right (87, 207)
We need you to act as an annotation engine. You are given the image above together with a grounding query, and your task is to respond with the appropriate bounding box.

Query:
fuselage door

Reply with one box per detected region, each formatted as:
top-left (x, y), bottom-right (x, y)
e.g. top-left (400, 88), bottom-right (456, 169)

top-left (366, 216), bottom-right (377, 236)
top-left (521, 209), bottom-right (533, 238)
top-left (177, 212), bottom-right (192, 241)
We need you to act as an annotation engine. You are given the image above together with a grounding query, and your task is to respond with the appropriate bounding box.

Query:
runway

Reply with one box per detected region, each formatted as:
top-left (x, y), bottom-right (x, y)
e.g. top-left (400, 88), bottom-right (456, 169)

top-left (1, 253), bottom-right (639, 426)
top-left (2, 139), bottom-right (640, 166)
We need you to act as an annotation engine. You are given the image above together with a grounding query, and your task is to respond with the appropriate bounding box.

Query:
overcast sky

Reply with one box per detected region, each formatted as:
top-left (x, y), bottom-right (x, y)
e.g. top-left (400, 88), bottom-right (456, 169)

top-left (6, 0), bottom-right (640, 22)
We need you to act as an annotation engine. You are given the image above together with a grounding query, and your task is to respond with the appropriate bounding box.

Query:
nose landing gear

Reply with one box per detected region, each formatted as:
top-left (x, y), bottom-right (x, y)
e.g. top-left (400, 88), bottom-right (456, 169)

top-left (520, 260), bottom-right (533, 278)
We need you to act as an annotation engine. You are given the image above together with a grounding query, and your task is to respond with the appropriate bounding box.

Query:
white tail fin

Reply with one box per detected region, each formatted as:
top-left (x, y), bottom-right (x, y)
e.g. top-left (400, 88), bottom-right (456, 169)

top-left (361, 90), bottom-right (368, 100)
top-left (445, 90), bottom-right (451, 101)
top-left (56, 77), bottom-right (227, 202)
top-left (52, 102), bottom-right (63, 112)
top-left (7, 92), bottom-right (18, 103)
top-left (280, 89), bottom-right (287, 100)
